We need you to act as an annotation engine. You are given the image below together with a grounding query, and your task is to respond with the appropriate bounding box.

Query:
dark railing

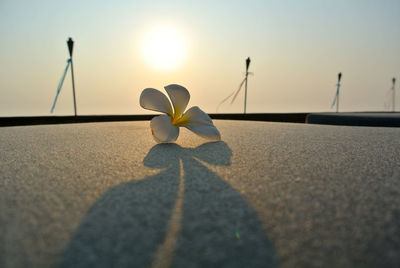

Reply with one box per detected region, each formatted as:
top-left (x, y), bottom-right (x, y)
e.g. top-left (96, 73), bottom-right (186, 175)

top-left (0, 113), bottom-right (308, 127)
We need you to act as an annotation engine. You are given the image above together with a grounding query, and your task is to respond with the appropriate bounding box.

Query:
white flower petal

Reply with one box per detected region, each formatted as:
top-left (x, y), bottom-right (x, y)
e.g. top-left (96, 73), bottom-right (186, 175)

top-left (140, 88), bottom-right (173, 115)
top-left (182, 106), bottom-right (214, 126)
top-left (164, 84), bottom-right (190, 117)
top-left (150, 115), bottom-right (179, 143)
top-left (186, 124), bottom-right (221, 141)
top-left (182, 106), bottom-right (221, 141)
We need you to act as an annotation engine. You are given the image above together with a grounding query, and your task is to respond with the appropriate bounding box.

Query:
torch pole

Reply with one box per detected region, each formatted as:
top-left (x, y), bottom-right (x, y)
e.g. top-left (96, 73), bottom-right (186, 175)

top-left (244, 57), bottom-right (251, 114)
top-left (393, 78), bottom-right (396, 112)
top-left (67, 38), bottom-right (77, 117)
top-left (336, 72), bottom-right (342, 113)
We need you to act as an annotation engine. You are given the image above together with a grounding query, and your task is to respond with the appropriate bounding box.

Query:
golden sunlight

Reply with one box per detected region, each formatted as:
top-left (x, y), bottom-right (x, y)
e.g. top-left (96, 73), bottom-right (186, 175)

top-left (142, 26), bottom-right (187, 71)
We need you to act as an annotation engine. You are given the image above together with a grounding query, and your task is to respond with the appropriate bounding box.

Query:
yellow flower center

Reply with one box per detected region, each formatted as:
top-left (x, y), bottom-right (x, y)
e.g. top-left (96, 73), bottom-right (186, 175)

top-left (171, 113), bottom-right (189, 126)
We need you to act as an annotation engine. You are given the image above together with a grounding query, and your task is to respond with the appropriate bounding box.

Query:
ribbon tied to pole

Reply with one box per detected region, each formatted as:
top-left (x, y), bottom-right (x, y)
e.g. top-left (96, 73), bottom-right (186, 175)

top-left (50, 58), bottom-right (72, 113)
top-left (216, 72), bottom-right (253, 112)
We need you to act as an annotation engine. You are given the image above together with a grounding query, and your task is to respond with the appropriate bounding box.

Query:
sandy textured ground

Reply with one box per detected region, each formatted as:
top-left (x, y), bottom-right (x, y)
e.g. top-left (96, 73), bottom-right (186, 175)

top-left (1, 120), bottom-right (400, 268)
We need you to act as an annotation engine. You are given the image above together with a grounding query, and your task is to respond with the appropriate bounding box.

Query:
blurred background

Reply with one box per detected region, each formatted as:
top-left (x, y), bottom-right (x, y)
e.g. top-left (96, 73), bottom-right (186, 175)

top-left (1, 0), bottom-right (399, 116)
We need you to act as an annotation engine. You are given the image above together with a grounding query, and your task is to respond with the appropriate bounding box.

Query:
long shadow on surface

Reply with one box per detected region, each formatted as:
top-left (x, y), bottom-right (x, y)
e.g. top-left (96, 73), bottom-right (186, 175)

top-left (61, 142), bottom-right (276, 268)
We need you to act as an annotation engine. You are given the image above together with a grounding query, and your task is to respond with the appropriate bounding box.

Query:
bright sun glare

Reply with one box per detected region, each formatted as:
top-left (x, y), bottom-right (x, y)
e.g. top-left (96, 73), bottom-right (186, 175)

top-left (142, 26), bottom-right (187, 71)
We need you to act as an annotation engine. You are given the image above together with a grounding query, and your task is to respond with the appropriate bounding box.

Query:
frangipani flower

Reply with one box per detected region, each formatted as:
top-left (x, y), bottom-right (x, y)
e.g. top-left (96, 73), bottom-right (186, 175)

top-left (140, 84), bottom-right (221, 143)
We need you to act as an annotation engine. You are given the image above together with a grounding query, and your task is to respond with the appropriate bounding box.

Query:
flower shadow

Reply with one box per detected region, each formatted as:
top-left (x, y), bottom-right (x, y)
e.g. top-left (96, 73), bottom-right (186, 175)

top-left (61, 142), bottom-right (276, 267)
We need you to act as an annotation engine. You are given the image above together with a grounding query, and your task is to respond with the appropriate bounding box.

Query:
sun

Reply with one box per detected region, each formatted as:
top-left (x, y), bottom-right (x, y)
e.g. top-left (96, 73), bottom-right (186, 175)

top-left (142, 26), bottom-right (187, 71)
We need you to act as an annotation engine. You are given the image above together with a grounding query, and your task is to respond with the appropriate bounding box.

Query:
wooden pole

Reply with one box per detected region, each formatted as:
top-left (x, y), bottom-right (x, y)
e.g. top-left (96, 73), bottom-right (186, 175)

top-left (393, 78), bottom-right (396, 112)
top-left (244, 57), bottom-right (251, 114)
top-left (244, 73), bottom-right (248, 114)
top-left (336, 72), bottom-right (342, 113)
top-left (67, 38), bottom-right (77, 117)
top-left (70, 59), bottom-right (77, 117)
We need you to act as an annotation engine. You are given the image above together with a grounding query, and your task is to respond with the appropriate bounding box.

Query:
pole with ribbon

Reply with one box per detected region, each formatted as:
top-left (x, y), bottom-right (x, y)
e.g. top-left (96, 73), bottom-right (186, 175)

top-left (50, 37), bottom-right (78, 115)
top-left (244, 57), bottom-right (251, 114)
top-left (331, 72), bottom-right (342, 113)
top-left (392, 77), bottom-right (396, 112)
top-left (68, 38), bottom-right (77, 116)
top-left (216, 57), bottom-right (252, 113)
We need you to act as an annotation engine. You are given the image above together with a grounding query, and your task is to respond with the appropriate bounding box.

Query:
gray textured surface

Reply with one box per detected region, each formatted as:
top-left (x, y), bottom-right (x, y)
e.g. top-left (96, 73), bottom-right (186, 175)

top-left (1, 120), bottom-right (400, 268)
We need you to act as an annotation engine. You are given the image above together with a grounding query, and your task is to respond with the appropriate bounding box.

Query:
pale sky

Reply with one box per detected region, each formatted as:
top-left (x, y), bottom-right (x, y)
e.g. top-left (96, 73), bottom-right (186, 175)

top-left (1, 0), bottom-right (400, 116)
